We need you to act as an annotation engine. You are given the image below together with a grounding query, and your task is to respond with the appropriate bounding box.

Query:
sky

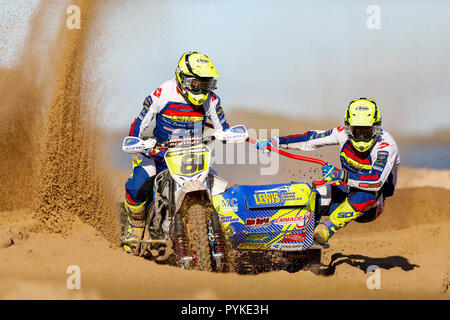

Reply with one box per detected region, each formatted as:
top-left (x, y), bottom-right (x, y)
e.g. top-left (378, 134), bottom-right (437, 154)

top-left (2, 0), bottom-right (450, 135)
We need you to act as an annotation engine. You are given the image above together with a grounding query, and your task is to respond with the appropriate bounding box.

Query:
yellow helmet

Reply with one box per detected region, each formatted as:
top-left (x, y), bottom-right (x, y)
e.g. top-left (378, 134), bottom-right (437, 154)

top-left (175, 51), bottom-right (219, 105)
top-left (344, 97), bottom-right (382, 152)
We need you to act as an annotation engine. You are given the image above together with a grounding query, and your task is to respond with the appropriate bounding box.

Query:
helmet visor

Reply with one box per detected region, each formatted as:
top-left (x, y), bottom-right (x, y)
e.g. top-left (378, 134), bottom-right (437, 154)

top-left (182, 77), bottom-right (217, 94)
top-left (350, 126), bottom-right (375, 142)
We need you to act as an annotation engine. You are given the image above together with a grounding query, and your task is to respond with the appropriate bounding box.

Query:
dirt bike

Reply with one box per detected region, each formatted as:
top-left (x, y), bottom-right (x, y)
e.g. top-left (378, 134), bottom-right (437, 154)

top-left (121, 125), bottom-right (249, 272)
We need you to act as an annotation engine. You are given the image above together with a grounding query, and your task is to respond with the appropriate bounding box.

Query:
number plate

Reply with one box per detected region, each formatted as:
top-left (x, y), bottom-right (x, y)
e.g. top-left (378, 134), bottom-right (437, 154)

top-left (164, 144), bottom-right (211, 178)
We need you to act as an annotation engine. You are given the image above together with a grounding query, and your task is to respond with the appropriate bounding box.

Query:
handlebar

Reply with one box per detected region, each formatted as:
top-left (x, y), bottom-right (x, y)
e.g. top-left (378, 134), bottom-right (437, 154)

top-left (246, 138), bottom-right (328, 187)
top-left (140, 131), bottom-right (329, 187)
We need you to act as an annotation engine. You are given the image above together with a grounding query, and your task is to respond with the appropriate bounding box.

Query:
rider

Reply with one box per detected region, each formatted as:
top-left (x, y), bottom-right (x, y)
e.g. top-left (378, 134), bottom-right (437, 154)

top-left (122, 51), bottom-right (230, 253)
top-left (256, 98), bottom-right (400, 244)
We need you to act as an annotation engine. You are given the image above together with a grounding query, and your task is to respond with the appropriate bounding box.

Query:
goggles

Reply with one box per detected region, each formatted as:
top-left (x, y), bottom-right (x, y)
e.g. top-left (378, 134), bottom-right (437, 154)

top-left (182, 76), bottom-right (217, 94)
top-left (347, 125), bottom-right (381, 142)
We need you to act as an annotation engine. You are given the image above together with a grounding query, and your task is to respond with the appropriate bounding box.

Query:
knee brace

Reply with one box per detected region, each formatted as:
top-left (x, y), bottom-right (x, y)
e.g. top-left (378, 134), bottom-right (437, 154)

top-left (328, 198), bottom-right (364, 229)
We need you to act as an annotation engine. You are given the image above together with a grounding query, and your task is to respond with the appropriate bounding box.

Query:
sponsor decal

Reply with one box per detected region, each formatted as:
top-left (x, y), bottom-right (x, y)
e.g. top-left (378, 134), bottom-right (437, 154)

top-left (245, 217), bottom-right (270, 227)
top-left (359, 182), bottom-right (382, 188)
top-left (219, 216), bottom-right (240, 224)
top-left (254, 192), bottom-right (281, 205)
top-left (253, 190), bottom-right (305, 205)
top-left (220, 198), bottom-right (238, 213)
top-left (360, 172), bottom-right (380, 181)
top-left (229, 125), bottom-right (247, 133)
top-left (138, 107), bottom-right (148, 120)
top-left (164, 128), bottom-right (191, 134)
top-left (153, 87), bottom-right (162, 98)
top-left (222, 132), bottom-right (248, 141)
top-left (165, 146), bottom-right (206, 157)
top-left (337, 211), bottom-right (355, 219)
top-left (378, 142), bottom-right (390, 150)
top-left (246, 234), bottom-right (270, 241)
top-left (274, 211), bottom-right (312, 228)
top-left (372, 165), bottom-right (384, 172)
top-left (124, 137), bottom-right (140, 146)
top-left (311, 130), bottom-right (332, 139)
top-left (284, 132), bottom-right (308, 140)
top-left (238, 243), bottom-right (267, 250)
top-left (167, 135), bottom-right (202, 147)
top-left (341, 155), bottom-right (370, 171)
top-left (164, 115), bottom-right (204, 123)
top-left (374, 161), bottom-right (385, 167)
top-left (197, 58), bottom-right (209, 63)
top-left (269, 242), bottom-right (304, 250)
top-left (282, 233), bottom-right (306, 242)
top-left (274, 216), bottom-right (303, 225)
top-left (355, 105), bottom-right (369, 111)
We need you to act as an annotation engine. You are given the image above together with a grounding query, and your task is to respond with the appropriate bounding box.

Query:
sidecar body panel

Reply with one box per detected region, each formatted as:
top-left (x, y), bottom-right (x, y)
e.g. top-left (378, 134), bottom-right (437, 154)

top-left (212, 182), bottom-right (317, 251)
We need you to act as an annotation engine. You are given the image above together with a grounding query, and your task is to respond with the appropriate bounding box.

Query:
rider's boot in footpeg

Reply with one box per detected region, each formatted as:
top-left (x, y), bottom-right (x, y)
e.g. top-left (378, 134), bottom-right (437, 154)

top-left (122, 197), bottom-right (147, 253)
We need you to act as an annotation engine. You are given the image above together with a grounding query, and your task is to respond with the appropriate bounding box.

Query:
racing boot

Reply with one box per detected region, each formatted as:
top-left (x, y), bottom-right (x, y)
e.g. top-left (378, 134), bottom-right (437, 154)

top-left (313, 198), bottom-right (363, 245)
top-left (122, 197), bottom-right (147, 253)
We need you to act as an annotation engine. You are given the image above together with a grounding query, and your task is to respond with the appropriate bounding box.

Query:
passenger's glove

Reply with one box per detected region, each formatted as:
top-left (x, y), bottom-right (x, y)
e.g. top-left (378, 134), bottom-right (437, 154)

top-left (321, 165), bottom-right (347, 182)
top-left (255, 138), bottom-right (277, 152)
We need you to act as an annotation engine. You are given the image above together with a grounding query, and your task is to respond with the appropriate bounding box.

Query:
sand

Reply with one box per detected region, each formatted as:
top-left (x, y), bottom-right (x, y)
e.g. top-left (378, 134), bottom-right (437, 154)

top-left (0, 177), bottom-right (449, 299)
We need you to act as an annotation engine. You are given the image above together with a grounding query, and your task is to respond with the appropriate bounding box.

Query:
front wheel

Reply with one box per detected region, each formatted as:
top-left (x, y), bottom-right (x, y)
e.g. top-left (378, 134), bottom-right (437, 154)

top-left (184, 203), bottom-right (213, 271)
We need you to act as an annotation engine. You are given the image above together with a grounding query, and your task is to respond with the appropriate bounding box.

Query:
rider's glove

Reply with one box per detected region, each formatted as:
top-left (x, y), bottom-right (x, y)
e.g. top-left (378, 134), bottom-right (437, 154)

top-left (256, 138), bottom-right (277, 152)
top-left (321, 165), bottom-right (347, 182)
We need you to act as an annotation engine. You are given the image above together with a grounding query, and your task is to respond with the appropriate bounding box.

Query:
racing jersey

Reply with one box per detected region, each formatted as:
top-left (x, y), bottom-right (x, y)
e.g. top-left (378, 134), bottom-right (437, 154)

top-left (129, 78), bottom-right (230, 143)
top-left (276, 126), bottom-right (400, 197)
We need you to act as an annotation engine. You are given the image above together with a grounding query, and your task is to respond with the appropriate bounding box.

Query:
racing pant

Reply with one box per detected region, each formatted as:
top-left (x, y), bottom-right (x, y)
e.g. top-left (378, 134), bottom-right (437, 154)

top-left (123, 153), bottom-right (167, 242)
top-left (317, 183), bottom-right (384, 241)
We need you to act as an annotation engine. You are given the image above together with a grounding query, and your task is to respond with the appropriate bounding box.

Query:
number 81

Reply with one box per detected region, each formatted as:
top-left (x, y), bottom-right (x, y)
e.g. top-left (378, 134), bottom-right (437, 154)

top-left (181, 154), bottom-right (205, 174)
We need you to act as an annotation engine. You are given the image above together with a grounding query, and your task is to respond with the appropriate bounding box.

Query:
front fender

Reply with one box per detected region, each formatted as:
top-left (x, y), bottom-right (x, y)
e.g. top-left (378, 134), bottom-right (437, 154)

top-left (174, 180), bottom-right (208, 213)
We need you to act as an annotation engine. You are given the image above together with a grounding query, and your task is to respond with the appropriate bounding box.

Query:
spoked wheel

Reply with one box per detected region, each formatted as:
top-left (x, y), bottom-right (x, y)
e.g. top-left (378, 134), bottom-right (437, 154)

top-left (173, 193), bottom-right (228, 272)
top-left (184, 203), bottom-right (213, 271)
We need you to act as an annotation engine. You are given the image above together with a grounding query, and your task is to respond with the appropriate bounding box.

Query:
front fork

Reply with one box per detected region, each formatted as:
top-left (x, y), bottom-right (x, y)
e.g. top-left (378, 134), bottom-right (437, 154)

top-left (209, 212), bottom-right (225, 271)
top-left (173, 210), bottom-right (225, 270)
top-left (174, 213), bottom-right (194, 269)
